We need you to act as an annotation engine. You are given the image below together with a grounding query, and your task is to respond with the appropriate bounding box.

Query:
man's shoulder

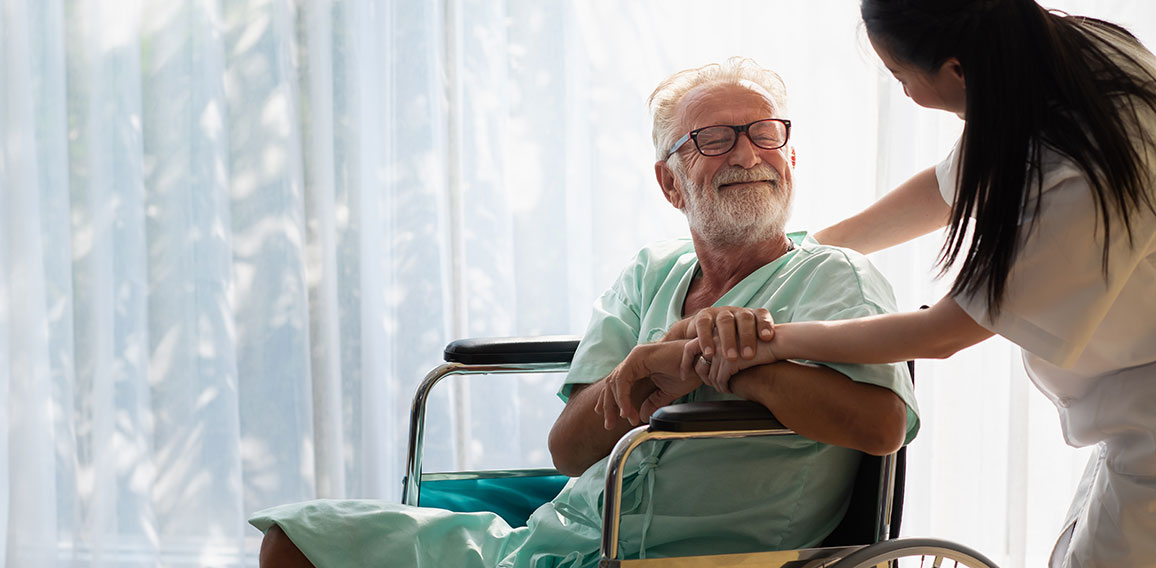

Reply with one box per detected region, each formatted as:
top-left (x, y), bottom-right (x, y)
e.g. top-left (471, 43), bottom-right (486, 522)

top-left (634, 238), bottom-right (695, 263)
top-left (785, 231), bottom-right (898, 313)
top-left (601, 238), bottom-right (695, 307)
top-left (791, 232), bottom-right (875, 273)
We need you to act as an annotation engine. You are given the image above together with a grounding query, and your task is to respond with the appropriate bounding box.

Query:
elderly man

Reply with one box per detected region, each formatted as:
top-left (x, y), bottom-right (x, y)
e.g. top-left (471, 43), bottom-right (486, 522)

top-left (250, 57), bottom-right (918, 568)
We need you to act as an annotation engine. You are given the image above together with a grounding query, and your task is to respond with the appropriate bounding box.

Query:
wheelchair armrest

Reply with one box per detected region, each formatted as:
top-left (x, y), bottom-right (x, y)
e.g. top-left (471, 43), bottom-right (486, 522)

top-left (648, 400), bottom-right (787, 432)
top-left (443, 335), bottom-right (581, 365)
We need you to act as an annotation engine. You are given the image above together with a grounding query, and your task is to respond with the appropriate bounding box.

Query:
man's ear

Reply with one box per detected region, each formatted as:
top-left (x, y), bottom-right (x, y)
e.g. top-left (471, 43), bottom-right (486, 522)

top-left (655, 161), bottom-right (685, 209)
top-left (790, 146), bottom-right (796, 169)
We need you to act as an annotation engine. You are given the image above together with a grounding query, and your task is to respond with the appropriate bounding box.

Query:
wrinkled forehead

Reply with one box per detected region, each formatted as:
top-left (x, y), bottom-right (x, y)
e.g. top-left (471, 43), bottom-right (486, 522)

top-left (675, 81), bottom-right (781, 132)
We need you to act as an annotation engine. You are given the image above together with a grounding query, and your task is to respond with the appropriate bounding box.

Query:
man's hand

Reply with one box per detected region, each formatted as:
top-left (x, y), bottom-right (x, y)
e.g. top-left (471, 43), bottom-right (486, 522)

top-left (596, 340), bottom-right (698, 428)
top-left (638, 361), bottom-right (703, 423)
top-left (685, 307), bottom-right (775, 362)
top-left (683, 334), bottom-right (781, 394)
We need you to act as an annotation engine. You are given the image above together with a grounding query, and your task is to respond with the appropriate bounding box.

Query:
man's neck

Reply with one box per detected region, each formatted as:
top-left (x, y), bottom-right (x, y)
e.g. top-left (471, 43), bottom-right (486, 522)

top-left (682, 232), bottom-right (794, 315)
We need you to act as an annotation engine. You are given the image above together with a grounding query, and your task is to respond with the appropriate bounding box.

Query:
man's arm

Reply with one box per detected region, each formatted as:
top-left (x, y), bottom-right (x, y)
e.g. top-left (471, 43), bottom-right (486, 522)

top-left (729, 361), bottom-right (908, 456)
top-left (550, 339), bottom-right (698, 476)
top-left (548, 381), bottom-right (649, 477)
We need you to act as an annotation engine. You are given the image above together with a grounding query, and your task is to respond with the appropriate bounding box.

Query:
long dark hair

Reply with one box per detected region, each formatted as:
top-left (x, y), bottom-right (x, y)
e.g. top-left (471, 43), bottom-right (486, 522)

top-left (862, 0), bottom-right (1156, 315)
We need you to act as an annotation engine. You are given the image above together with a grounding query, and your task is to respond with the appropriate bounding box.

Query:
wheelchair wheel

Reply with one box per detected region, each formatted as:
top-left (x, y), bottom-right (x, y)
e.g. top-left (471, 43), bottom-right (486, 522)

top-left (830, 537), bottom-right (999, 568)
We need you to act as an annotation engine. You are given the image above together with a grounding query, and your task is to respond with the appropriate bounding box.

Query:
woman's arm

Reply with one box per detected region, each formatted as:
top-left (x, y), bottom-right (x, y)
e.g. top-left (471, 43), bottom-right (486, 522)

top-left (613, 299), bottom-right (993, 433)
top-left (814, 166), bottom-right (951, 254)
top-left (768, 295), bottom-right (994, 364)
top-left (694, 295), bottom-right (995, 394)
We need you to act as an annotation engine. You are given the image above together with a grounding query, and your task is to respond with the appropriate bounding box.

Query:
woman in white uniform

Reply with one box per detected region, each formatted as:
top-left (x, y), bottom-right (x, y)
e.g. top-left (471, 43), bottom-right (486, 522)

top-left (601, 1), bottom-right (1156, 566)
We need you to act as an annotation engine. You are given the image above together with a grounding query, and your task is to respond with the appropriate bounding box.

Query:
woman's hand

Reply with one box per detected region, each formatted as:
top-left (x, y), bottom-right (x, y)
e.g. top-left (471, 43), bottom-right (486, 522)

top-left (596, 340), bottom-right (698, 428)
top-left (686, 307), bottom-right (775, 362)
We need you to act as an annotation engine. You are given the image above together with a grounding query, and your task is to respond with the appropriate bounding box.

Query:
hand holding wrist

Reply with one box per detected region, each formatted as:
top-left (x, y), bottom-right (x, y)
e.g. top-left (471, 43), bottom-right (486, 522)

top-left (733, 338), bottom-right (780, 373)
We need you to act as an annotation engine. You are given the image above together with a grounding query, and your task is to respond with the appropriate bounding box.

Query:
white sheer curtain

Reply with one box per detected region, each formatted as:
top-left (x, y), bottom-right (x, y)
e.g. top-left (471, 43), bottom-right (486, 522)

top-left (2, 0), bottom-right (1154, 566)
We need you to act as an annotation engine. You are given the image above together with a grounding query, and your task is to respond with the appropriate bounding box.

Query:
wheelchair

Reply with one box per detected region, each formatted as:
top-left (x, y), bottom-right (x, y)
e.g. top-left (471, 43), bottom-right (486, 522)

top-left (402, 336), bottom-right (999, 568)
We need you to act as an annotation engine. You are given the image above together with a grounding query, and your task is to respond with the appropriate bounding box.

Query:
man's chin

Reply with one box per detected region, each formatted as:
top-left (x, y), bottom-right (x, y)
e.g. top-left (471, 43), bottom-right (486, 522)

top-left (695, 221), bottom-right (784, 247)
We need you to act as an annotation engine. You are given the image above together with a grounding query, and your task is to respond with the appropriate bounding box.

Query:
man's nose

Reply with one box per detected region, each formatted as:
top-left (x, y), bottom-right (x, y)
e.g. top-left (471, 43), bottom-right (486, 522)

top-left (727, 133), bottom-right (761, 169)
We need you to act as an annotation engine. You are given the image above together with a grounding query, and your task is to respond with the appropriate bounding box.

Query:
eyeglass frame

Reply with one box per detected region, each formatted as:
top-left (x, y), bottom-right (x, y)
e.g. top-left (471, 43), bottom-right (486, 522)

top-left (665, 118), bottom-right (792, 159)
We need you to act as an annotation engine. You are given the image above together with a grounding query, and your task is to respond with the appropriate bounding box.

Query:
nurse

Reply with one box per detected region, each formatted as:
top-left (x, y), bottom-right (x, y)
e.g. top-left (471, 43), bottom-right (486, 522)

top-left (602, 1), bottom-right (1156, 566)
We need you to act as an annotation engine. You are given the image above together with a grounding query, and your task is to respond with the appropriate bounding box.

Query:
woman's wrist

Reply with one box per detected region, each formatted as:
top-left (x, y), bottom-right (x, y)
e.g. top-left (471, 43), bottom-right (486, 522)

top-left (733, 338), bottom-right (779, 373)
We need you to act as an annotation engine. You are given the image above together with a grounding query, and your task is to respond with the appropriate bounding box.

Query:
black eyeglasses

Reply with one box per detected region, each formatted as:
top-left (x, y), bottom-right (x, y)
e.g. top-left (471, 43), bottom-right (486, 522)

top-left (665, 118), bottom-right (791, 159)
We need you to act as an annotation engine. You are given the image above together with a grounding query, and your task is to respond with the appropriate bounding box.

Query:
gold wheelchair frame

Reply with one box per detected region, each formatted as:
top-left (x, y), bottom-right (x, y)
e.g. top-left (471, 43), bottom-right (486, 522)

top-left (402, 336), bottom-right (999, 568)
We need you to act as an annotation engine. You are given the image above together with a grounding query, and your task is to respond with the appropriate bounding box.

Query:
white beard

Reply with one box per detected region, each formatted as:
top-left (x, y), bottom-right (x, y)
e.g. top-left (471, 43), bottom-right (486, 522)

top-left (678, 164), bottom-right (792, 246)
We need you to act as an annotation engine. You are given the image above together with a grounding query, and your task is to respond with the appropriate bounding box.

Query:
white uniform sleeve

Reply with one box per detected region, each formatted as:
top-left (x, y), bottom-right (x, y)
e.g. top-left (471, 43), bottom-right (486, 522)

top-left (935, 138), bottom-right (962, 206)
top-left (936, 144), bottom-right (1156, 368)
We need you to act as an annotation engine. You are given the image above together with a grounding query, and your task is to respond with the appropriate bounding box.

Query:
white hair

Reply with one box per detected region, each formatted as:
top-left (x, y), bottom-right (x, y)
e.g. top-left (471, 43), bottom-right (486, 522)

top-left (648, 56), bottom-right (789, 161)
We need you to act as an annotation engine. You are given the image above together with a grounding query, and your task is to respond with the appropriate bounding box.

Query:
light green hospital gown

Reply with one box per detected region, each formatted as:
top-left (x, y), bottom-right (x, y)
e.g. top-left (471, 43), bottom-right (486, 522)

top-left (249, 232), bottom-right (920, 567)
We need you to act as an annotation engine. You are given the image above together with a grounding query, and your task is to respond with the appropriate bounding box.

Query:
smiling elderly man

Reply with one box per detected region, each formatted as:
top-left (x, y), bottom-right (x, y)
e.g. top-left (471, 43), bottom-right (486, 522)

top-left (250, 56), bottom-right (919, 568)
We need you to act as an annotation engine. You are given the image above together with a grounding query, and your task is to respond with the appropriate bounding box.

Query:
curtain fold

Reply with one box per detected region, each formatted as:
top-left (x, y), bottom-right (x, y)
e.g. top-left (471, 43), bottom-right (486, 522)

top-left (4, 3), bottom-right (63, 565)
top-left (2, 0), bottom-right (1154, 566)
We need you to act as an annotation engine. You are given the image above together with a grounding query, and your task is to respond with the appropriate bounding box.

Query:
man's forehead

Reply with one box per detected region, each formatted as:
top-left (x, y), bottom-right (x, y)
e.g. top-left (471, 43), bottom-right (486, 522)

top-left (675, 81), bottom-right (779, 129)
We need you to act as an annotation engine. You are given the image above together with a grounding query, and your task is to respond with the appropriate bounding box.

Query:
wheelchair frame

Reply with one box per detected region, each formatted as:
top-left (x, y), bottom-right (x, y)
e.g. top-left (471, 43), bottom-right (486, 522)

top-left (401, 335), bottom-right (580, 509)
top-left (403, 336), bottom-right (998, 568)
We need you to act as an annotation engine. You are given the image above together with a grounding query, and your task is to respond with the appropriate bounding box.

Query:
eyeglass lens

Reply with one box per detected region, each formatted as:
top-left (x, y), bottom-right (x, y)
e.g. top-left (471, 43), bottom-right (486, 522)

top-left (695, 120), bottom-right (788, 156)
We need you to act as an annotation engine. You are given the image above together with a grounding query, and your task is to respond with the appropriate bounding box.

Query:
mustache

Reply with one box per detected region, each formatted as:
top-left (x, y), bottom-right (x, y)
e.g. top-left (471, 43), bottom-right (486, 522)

top-left (713, 165), bottom-right (780, 188)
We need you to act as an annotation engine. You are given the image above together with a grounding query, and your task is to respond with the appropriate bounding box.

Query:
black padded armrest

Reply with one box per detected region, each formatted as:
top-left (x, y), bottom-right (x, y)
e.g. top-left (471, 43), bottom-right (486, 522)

top-left (648, 400), bottom-right (787, 433)
top-left (443, 335), bottom-right (581, 365)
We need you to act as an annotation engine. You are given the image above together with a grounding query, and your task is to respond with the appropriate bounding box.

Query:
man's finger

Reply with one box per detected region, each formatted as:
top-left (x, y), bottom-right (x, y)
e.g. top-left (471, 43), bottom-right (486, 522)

top-left (639, 390), bottom-right (676, 424)
top-left (601, 385), bottom-right (620, 430)
top-left (709, 358), bottom-right (731, 394)
top-left (695, 354), bottom-right (712, 380)
top-left (693, 353), bottom-right (720, 392)
top-left (681, 339), bottom-right (702, 379)
top-left (612, 357), bottom-right (643, 426)
top-left (708, 360), bottom-right (722, 393)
